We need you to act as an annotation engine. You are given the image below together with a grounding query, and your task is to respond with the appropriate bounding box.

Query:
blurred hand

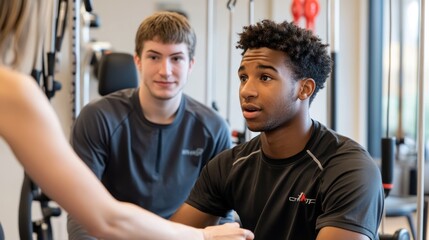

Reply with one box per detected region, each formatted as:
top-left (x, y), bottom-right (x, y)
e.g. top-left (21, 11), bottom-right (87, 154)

top-left (202, 222), bottom-right (254, 240)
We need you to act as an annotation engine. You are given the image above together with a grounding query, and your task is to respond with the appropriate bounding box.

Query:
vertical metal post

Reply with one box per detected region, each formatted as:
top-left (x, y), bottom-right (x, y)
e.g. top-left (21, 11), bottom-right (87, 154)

top-left (326, 0), bottom-right (339, 131)
top-left (249, 0), bottom-right (254, 24)
top-left (245, 0), bottom-right (255, 141)
top-left (416, 0), bottom-right (426, 239)
top-left (205, 0), bottom-right (215, 107)
top-left (72, 0), bottom-right (81, 120)
top-left (226, 0), bottom-right (237, 123)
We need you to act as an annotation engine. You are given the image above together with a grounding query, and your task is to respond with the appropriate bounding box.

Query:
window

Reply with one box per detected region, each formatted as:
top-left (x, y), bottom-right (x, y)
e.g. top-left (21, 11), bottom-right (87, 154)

top-left (368, 0), bottom-right (428, 162)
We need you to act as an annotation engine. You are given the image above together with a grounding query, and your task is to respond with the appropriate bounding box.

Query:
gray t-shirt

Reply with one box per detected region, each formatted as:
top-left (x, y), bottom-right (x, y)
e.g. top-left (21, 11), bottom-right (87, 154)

top-left (187, 120), bottom-right (384, 240)
top-left (67, 89), bottom-right (232, 239)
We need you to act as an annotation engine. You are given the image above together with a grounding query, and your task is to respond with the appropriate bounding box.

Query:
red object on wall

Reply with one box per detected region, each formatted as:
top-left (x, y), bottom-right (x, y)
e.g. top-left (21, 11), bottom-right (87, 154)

top-left (291, 0), bottom-right (319, 32)
top-left (304, 0), bottom-right (319, 31)
top-left (291, 0), bottom-right (305, 24)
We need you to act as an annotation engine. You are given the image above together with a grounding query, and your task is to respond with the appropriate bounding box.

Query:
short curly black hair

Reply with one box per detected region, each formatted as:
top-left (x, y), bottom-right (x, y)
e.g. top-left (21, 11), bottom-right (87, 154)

top-left (236, 19), bottom-right (332, 104)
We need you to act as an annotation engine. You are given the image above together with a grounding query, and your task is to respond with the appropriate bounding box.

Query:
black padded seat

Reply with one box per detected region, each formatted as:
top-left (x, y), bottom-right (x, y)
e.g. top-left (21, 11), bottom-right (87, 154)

top-left (0, 222), bottom-right (4, 240)
top-left (97, 52), bottom-right (139, 96)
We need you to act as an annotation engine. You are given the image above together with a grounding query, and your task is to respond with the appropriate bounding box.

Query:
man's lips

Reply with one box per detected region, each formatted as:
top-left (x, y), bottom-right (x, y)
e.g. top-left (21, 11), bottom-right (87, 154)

top-left (155, 81), bottom-right (175, 87)
top-left (241, 103), bottom-right (261, 119)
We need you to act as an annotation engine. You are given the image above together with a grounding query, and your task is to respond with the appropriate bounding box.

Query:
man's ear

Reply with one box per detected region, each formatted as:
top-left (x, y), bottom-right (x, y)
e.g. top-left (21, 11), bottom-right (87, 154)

top-left (298, 78), bottom-right (315, 100)
top-left (134, 54), bottom-right (141, 70)
top-left (188, 57), bottom-right (195, 73)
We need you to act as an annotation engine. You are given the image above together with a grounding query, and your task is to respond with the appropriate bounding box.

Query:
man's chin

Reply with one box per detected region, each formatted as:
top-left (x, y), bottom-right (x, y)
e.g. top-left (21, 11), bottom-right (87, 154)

top-left (153, 92), bottom-right (180, 100)
top-left (246, 124), bottom-right (262, 133)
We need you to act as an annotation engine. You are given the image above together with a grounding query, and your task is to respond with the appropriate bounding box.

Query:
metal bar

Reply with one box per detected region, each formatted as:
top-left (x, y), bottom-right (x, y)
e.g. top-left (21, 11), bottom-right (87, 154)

top-left (416, 0), bottom-right (426, 239)
top-left (205, 0), bottom-right (214, 106)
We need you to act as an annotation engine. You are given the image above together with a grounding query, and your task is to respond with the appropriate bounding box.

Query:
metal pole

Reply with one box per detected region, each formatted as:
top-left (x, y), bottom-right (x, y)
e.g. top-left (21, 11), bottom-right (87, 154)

top-left (72, 0), bottom-right (81, 119)
top-left (326, 0), bottom-right (339, 131)
top-left (226, 0), bottom-right (237, 123)
top-left (249, 0), bottom-right (254, 24)
top-left (205, 0), bottom-right (215, 107)
top-left (245, 0), bottom-right (254, 141)
top-left (416, 0), bottom-right (426, 239)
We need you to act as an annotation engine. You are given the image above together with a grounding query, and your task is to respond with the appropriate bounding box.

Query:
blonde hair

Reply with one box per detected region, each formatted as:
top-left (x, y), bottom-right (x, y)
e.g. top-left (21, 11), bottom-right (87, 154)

top-left (0, 0), bottom-right (32, 68)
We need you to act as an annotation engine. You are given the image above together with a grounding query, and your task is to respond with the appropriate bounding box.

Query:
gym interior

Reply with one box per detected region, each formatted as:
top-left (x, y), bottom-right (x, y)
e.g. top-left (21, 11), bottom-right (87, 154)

top-left (0, 0), bottom-right (428, 239)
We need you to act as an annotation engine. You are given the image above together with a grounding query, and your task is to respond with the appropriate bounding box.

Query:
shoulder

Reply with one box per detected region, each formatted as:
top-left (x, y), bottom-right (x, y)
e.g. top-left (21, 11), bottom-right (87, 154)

top-left (0, 67), bottom-right (59, 139)
top-left (311, 121), bottom-right (378, 172)
top-left (0, 67), bottom-right (40, 100)
top-left (0, 67), bottom-right (48, 114)
top-left (78, 89), bottom-right (137, 120)
top-left (314, 121), bottom-right (371, 156)
top-left (211, 136), bottom-right (261, 167)
top-left (184, 95), bottom-right (222, 117)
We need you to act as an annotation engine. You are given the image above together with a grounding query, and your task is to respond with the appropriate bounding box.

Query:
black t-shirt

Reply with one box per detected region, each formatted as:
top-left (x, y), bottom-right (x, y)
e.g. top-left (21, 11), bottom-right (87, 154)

top-left (187, 120), bottom-right (384, 240)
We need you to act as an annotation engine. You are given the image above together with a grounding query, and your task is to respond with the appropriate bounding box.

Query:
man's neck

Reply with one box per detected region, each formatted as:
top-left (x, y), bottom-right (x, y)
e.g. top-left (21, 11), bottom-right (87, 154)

top-left (139, 89), bottom-right (182, 125)
top-left (260, 117), bottom-right (313, 159)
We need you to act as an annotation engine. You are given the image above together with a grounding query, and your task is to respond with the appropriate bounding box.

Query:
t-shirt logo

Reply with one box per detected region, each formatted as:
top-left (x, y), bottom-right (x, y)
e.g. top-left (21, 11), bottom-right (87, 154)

top-left (182, 148), bottom-right (204, 157)
top-left (289, 192), bottom-right (316, 205)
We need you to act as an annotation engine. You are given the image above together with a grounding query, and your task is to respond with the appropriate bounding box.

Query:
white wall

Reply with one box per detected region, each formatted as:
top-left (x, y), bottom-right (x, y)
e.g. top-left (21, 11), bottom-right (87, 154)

top-left (0, 0), bottom-right (368, 239)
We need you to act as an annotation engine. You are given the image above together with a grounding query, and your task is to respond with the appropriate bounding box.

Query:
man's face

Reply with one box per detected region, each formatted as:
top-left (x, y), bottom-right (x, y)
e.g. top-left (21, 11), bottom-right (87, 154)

top-left (238, 47), bottom-right (301, 132)
top-left (134, 40), bottom-right (194, 100)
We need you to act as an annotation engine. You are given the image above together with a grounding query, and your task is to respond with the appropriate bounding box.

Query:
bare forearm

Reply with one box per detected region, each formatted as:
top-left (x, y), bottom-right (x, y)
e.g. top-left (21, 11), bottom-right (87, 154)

top-left (90, 202), bottom-right (203, 240)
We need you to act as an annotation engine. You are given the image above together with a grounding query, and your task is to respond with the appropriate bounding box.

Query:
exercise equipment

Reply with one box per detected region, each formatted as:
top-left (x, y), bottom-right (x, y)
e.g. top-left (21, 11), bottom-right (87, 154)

top-left (291, 0), bottom-right (304, 24)
top-left (205, 0), bottom-right (215, 107)
top-left (19, 174), bottom-right (61, 240)
top-left (384, 196), bottom-right (418, 240)
top-left (18, 1), bottom-right (94, 239)
top-left (224, 0), bottom-right (255, 144)
top-left (382, 137), bottom-right (395, 198)
top-left (415, 0), bottom-right (426, 238)
top-left (326, 0), bottom-right (339, 131)
top-left (380, 228), bottom-right (411, 240)
top-left (0, 222), bottom-right (4, 240)
top-left (71, 0), bottom-right (82, 120)
top-left (304, 0), bottom-right (319, 31)
top-left (291, 0), bottom-right (319, 31)
top-left (19, 0), bottom-right (70, 239)
top-left (226, 0), bottom-right (237, 124)
top-left (381, 1), bottom-right (426, 240)
top-left (30, 0), bottom-right (64, 99)
top-left (79, 0), bottom-right (108, 108)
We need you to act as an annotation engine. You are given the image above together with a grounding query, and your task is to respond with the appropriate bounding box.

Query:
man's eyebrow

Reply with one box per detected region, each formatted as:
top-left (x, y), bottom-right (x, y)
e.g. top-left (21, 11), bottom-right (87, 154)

top-left (257, 64), bottom-right (278, 72)
top-left (238, 64), bottom-right (278, 72)
top-left (145, 49), bottom-right (161, 55)
top-left (145, 49), bottom-right (185, 56)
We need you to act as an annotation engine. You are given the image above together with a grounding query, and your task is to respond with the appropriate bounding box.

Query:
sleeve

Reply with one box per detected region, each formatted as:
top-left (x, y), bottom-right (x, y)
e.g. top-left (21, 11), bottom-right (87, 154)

top-left (70, 103), bottom-right (110, 179)
top-left (316, 149), bottom-right (384, 239)
top-left (186, 153), bottom-right (232, 217)
top-left (67, 215), bottom-right (97, 240)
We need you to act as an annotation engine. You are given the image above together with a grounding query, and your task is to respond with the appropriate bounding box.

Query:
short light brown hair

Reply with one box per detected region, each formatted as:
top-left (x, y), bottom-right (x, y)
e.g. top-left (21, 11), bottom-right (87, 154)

top-left (134, 11), bottom-right (196, 60)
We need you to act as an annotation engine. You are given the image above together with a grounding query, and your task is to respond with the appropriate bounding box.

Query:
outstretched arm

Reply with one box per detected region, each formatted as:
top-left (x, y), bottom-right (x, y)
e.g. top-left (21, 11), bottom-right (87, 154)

top-left (0, 68), bottom-right (253, 240)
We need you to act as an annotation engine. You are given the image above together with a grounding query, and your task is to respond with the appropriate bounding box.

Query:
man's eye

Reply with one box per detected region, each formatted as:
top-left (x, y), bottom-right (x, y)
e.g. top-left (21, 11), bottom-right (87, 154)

top-left (172, 56), bottom-right (184, 62)
top-left (261, 75), bottom-right (272, 81)
top-left (239, 75), bottom-right (247, 82)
